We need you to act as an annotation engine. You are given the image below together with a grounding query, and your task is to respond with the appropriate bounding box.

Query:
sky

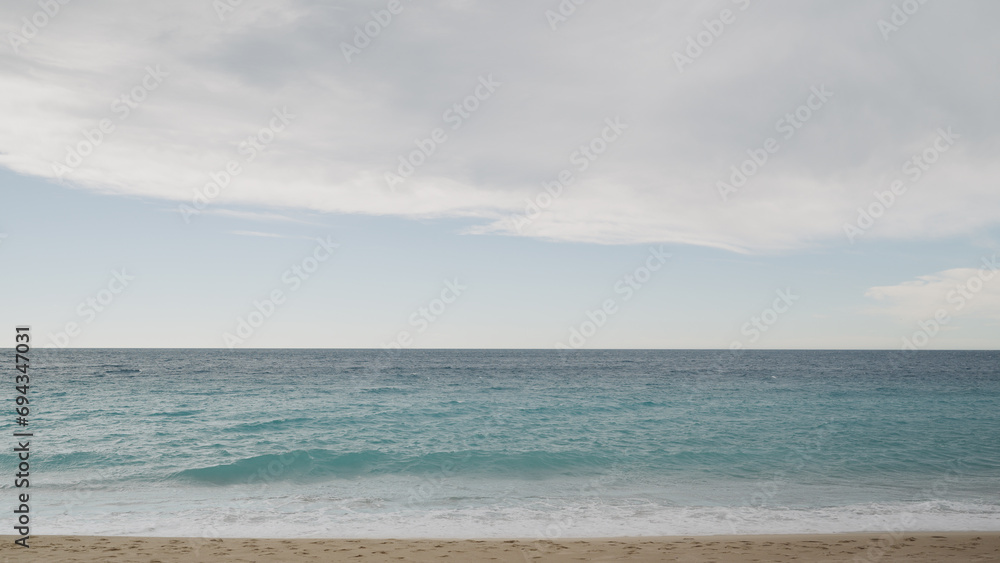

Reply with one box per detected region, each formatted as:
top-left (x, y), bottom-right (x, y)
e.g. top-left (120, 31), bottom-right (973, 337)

top-left (1, 0), bottom-right (998, 349)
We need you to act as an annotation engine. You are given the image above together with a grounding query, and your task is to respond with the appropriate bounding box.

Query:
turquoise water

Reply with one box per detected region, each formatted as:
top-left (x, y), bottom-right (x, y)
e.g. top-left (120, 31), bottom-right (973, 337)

top-left (9, 349), bottom-right (1000, 537)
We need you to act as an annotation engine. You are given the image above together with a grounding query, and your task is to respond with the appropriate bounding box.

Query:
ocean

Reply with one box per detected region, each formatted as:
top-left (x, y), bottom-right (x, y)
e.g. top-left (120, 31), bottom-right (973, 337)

top-left (9, 349), bottom-right (1000, 538)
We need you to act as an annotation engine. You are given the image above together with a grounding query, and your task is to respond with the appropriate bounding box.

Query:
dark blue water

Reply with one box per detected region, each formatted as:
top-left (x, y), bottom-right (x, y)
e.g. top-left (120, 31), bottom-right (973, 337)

top-left (8, 349), bottom-right (1000, 537)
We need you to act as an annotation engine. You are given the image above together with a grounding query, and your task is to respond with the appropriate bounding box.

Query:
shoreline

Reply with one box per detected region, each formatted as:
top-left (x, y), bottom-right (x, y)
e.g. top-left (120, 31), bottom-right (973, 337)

top-left (2, 532), bottom-right (997, 561)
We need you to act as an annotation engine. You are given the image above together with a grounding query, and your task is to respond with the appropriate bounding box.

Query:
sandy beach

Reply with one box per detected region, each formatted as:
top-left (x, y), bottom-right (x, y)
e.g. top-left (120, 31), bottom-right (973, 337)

top-left (0, 532), bottom-right (996, 562)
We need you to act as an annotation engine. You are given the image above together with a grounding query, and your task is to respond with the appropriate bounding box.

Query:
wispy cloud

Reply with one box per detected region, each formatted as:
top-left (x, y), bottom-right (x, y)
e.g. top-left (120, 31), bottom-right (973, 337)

top-left (2, 1), bottom-right (999, 252)
top-left (229, 230), bottom-right (299, 239)
top-left (206, 208), bottom-right (316, 224)
top-left (865, 260), bottom-right (1000, 321)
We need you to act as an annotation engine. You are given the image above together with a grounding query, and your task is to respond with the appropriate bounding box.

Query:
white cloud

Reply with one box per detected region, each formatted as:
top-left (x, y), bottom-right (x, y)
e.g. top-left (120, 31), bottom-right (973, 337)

top-left (3, 0), bottom-right (999, 252)
top-left (865, 258), bottom-right (1000, 321)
